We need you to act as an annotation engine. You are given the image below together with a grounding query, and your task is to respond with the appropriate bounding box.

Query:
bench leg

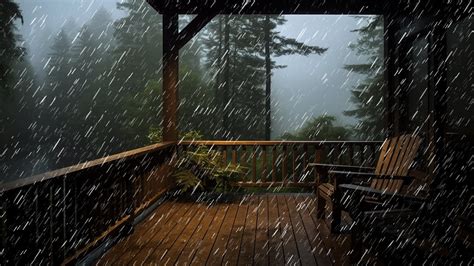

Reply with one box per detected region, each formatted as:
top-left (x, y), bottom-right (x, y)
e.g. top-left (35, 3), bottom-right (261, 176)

top-left (317, 191), bottom-right (326, 219)
top-left (331, 190), bottom-right (342, 233)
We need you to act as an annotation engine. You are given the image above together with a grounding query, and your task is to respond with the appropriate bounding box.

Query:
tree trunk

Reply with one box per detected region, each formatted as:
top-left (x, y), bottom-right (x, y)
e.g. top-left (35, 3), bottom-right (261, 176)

top-left (223, 15), bottom-right (230, 137)
top-left (264, 15), bottom-right (272, 140)
top-left (215, 16), bottom-right (223, 133)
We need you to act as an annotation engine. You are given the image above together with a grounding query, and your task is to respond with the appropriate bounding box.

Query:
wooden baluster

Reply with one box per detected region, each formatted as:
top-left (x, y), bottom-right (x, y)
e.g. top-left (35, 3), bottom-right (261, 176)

top-left (362, 144), bottom-right (368, 166)
top-left (222, 146), bottom-right (227, 166)
top-left (292, 145), bottom-right (297, 183)
top-left (252, 146), bottom-right (257, 183)
top-left (349, 143), bottom-right (354, 165)
top-left (370, 144), bottom-right (376, 166)
top-left (282, 145), bottom-right (287, 183)
top-left (261, 146), bottom-right (267, 183)
top-left (336, 143), bottom-right (342, 165)
top-left (272, 146), bottom-right (277, 182)
top-left (354, 144), bottom-right (359, 165)
top-left (241, 146), bottom-right (247, 182)
top-left (232, 145), bottom-right (237, 165)
top-left (303, 144), bottom-right (308, 169)
top-left (315, 145), bottom-right (323, 183)
top-left (303, 144), bottom-right (308, 183)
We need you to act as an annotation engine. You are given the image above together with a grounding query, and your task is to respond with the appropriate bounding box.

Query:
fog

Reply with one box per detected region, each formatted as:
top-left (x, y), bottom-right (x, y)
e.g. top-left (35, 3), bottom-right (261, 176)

top-left (1, 0), bottom-right (378, 179)
top-left (16, 0), bottom-right (369, 138)
top-left (272, 15), bottom-right (368, 136)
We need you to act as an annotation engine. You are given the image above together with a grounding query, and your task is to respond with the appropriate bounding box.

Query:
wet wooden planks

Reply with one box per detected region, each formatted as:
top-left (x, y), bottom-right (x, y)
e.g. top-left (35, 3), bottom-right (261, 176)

top-left (97, 194), bottom-right (346, 265)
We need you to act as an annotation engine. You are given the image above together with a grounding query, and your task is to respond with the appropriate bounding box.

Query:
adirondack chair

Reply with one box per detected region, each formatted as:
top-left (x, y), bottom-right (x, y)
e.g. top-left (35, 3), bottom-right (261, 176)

top-left (310, 134), bottom-right (422, 232)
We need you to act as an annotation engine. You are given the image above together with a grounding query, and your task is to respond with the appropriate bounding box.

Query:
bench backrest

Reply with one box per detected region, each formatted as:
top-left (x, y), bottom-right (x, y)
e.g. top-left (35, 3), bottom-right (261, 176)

top-left (371, 134), bottom-right (422, 192)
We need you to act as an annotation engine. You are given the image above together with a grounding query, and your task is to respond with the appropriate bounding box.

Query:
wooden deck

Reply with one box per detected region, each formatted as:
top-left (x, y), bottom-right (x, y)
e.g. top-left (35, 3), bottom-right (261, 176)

top-left (97, 194), bottom-right (351, 265)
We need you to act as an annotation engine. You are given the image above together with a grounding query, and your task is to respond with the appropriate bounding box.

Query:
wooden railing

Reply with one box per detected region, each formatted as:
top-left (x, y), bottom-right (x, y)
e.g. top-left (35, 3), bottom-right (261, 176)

top-left (179, 140), bottom-right (382, 188)
top-left (0, 139), bottom-right (382, 264)
top-left (0, 142), bottom-right (176, 265)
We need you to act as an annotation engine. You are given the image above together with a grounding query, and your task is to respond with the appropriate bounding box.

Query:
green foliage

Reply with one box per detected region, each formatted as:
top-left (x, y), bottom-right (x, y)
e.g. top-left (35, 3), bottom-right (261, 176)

top-left (343, 16), bottom-right (386, 140)
top-left (147, 126), bottom-right (163, 143)
top-left (180, 130), bottom-right (203, 141)
top-left (172, 131), bottom-right (246, 193)
top-left (148, 128), bottom-right (204, 144)
top-left (280, 115), bottom-right (351, 140)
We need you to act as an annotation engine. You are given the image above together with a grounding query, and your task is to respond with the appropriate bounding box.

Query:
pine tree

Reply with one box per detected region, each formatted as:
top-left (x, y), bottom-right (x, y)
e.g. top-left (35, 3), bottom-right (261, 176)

top-left (257, 16), bottom-right (327, 140)
top-left (113, 1), bottom-right (206, 145)
top-left (47, 29), bottom-right (73, 114)
top-left (203, 15), bottom-right (327, 139)
top-left (343, 16), bottom-right (385, 140)
top-left (0, 1), bottom-right (24, 96)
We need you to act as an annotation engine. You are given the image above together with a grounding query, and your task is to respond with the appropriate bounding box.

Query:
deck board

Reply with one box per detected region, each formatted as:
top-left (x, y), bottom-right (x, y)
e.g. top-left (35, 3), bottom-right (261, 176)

top-left (268, 195), bottom-right (286, 266)
top-left (126, 201), bottom-right (194, 263)
top-left (159, 203), bottom-right (208, 264)
top-left (222, 199), bottom-right (248, 265)
top-left (97, 200), bottom-right (178, 265)
top-left (175, 204), bottom-right (220, 264)
top-left (254, 195), bottom-right (269, 266)
top-left (238, 195), bottom-right (257, 265)
top-left (190, 205), bottom-right (229, 264)
top-left (286, 196), bottom-right (318, 265)
top-left (293, 195), bottom-right (333, 266)
top-left (98, 194), bottom-right (348, 265)
top-left (277, 195), bottom-right (302, 265)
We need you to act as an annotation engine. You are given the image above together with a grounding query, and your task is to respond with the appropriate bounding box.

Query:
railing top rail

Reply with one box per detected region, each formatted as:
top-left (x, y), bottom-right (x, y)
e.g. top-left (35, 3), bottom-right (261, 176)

top-left (1, 141), bottom-right (176, 192)
top-left (179, 140), bottom-right (383, 146)
top-left (1, 140), bottom-right (384, 192)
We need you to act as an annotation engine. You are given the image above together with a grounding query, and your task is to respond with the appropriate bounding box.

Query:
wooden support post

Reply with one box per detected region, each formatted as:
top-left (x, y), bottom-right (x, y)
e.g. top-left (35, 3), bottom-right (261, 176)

top-left (383, 12), bottom-right (398, 136)
top-left (430, 20), bottom-right (448, 186)
top-left (162, 13), bottom-right (179, 141)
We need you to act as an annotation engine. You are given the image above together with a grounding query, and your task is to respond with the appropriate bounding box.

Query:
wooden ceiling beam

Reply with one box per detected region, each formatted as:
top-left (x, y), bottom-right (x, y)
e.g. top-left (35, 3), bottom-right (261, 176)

top-left (176, 12), bottom-right (217, 50)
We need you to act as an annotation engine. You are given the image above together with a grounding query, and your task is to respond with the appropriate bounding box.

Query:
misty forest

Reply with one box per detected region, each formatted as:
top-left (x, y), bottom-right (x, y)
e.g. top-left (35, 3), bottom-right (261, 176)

top-left (0, 0), bottom-right (472, 265)
top-left (1, 1), bottom-right (392, 180)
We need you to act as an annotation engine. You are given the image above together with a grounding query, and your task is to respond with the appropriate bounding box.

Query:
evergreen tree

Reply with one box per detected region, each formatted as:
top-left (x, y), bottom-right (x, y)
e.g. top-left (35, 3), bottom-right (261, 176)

top-left (257, 16), bottom-right (327, 140)
top-left (203, 15), bottom-right (327, 140)
top-left (203, 16), bottom-right (267, 139)
top-left (47, 29), bottom-right (73, 116)
top-left (114, 1), bottom-right (206, 145)
top-left (0, 1), bottom-right (24, 96)
top-left (44, 29), bottom-right (77, 164)
top-left (343, 16), bottom-right (385, 140)
top-left (112, 0), bottom-right (163, 147)
top-left (69, 8), bottom-right (117, 159)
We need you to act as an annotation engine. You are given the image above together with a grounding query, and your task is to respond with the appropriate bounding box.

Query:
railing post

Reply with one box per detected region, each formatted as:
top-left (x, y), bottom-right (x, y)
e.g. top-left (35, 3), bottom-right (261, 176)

top-left (261, 145), bottom-right (267, 182)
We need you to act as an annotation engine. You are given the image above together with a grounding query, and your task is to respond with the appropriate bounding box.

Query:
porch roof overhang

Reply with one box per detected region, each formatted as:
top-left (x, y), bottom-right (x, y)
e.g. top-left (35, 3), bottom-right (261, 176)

top-left (146, 0), bottom-right (466, 16)
top-left (148, 0), bottom-right (470, 144)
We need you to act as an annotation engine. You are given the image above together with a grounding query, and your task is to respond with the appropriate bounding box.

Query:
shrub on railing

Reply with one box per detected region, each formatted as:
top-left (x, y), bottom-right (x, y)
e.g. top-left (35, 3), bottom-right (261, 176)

top-left (174, 132), bottom-right (246, 193)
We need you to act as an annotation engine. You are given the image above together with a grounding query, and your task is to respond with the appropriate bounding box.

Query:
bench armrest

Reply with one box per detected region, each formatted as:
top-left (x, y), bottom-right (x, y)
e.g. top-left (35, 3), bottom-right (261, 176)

top-left (338, 183), bottom-right (426, 205)
top-left (329, 171), bottom-right (414, 185)
top-left (306, 163), bottom-right (375, 172)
